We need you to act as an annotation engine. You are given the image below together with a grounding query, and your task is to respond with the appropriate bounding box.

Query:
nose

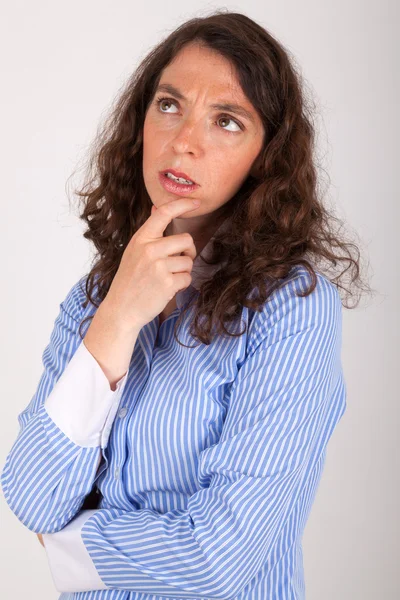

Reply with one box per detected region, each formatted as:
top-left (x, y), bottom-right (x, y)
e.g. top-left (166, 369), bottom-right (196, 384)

top-left (171, 116), bottom-right (203, 156)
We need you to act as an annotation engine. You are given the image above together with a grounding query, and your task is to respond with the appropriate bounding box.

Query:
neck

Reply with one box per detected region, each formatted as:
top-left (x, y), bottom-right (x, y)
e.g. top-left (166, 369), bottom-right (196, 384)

top-left (164, 204), bottom-right (229, 257)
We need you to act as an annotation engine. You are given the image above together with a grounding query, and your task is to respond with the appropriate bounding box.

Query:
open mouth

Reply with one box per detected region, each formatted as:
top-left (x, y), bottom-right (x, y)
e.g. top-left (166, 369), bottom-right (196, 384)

top-left (158, 172), bottom-right (200, 196)
top-left (161, 169), bottom-right (198, 185)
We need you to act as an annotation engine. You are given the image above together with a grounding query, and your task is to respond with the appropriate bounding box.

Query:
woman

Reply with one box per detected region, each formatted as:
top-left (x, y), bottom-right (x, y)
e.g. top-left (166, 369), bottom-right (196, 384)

top-left (1, 10), bottom-right (368, 600)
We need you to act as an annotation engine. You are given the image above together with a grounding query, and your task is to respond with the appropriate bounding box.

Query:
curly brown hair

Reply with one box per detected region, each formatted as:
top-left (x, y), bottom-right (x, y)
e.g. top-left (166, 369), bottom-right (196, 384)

top-left (69, 9), bottom-right (372, 347)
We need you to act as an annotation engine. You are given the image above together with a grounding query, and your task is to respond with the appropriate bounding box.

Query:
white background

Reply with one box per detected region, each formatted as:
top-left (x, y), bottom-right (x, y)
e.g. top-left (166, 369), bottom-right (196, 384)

top-left (0, 1), bottom-right (398, 598)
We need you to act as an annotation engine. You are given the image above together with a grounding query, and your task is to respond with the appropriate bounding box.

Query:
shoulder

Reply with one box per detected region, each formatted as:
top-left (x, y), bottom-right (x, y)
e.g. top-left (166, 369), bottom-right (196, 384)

top-left (247, 265), bottom-right (342, 354)
top-left (265, 264), bottom-right (342, 320)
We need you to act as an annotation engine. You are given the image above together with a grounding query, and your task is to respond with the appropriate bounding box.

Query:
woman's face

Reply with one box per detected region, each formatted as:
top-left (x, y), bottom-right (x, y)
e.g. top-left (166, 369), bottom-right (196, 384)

top-left (142, 42), bottom-right (265, 220)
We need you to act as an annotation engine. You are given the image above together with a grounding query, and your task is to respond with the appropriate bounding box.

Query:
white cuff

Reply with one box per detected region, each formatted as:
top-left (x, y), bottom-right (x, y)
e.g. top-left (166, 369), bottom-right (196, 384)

top-left (44, 340), bottom-right (129, 448)
top-left (42, 509), bottom-right (107, 593)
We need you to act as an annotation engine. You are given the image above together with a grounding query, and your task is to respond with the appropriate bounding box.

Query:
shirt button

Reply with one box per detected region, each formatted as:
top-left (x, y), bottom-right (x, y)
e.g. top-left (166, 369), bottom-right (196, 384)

top-left (114, 467), bottom-right (120, 480)
top-left (118, 407), bottom-right (127, 418)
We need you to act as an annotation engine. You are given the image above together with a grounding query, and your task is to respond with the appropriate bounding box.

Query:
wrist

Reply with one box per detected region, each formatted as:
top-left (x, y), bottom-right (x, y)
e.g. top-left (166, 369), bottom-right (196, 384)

top-left (97, 298), bottom-right (142, 338)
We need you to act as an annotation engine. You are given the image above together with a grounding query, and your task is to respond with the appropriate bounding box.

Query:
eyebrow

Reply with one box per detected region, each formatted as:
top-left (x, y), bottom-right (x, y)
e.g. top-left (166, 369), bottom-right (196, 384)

top-left (155, 83), bottom-right (256, 124)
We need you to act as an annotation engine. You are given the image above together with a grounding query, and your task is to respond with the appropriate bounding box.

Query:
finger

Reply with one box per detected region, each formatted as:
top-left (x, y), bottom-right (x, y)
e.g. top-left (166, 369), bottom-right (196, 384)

top-left (145, 198), bottom-right (201, 239)
top-left (150, 234), bottom-right (197, 261)
top-left (165, 255), bottom-right (193, 273)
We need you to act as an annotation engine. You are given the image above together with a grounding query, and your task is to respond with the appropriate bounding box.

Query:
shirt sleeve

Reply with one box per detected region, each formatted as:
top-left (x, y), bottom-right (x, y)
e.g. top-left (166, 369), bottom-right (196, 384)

top-left (43, 337), bottom-right (129, 448)
top-left (0, 276), bottom-right (131, 535)
top-left (41, 272), bottom-right (347, 599)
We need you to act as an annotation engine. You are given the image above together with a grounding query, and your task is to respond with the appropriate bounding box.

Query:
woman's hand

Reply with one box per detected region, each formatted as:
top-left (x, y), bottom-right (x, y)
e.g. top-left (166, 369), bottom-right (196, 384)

top-left (37, 533), bottom-right (44, 547)
top-left (102, 198), bottom-right (199, 333)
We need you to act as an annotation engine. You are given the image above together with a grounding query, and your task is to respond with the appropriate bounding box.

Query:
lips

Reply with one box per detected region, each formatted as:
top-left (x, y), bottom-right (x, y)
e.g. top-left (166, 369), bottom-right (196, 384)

top-left (161, 168), bottom-right (198, 185)
top-left (158, 172), bottom-right (199, 195)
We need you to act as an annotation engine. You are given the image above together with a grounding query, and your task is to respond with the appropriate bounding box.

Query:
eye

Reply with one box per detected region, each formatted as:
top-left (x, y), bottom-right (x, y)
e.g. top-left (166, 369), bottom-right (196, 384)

top-left (155, 96), bottom-right (179, 113)
top-left (154, 96), bottom-right (243, 133)
top-left (215, 115), bottom-right (242, 133)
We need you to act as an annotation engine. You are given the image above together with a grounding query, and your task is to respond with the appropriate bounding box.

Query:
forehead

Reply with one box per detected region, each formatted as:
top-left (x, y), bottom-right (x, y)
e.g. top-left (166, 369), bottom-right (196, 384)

top-left (160, 43), bottom-right (245, 99)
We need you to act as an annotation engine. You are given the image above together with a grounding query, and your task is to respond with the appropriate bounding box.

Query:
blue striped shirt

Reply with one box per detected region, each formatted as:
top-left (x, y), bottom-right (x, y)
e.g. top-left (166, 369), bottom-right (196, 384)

top-left (1, 242), bottom-right (346, 600)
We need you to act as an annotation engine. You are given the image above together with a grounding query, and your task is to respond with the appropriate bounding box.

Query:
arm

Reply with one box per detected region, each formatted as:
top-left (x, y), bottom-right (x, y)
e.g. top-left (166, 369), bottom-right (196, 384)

top-left (42, 273), bottom-right (347, 599)
top-left (0, 276), bottom-right (131, 534)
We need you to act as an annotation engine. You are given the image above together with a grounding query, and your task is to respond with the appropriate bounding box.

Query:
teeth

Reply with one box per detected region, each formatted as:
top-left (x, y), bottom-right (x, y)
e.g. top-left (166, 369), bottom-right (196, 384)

top-left (166, 172), bottom-right (194, 185)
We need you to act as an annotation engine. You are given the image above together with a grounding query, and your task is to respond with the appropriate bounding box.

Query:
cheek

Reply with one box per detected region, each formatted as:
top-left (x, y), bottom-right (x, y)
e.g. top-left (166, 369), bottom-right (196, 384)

top-left (143, 118), bottom-right (169, 159)
top-left (209, 156), bottom-right (250, 188)
top-left (142, 123), bottom-right (160, 170)
top-left (202, 167), bottom-right (242, 207)
top-left (203, 154), bottom-right (254, 204)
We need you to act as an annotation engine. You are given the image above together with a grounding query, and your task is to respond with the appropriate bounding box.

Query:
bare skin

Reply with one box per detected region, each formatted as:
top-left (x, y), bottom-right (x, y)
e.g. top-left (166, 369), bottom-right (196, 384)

top-left (158, 296), bottom-right (177, 325)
